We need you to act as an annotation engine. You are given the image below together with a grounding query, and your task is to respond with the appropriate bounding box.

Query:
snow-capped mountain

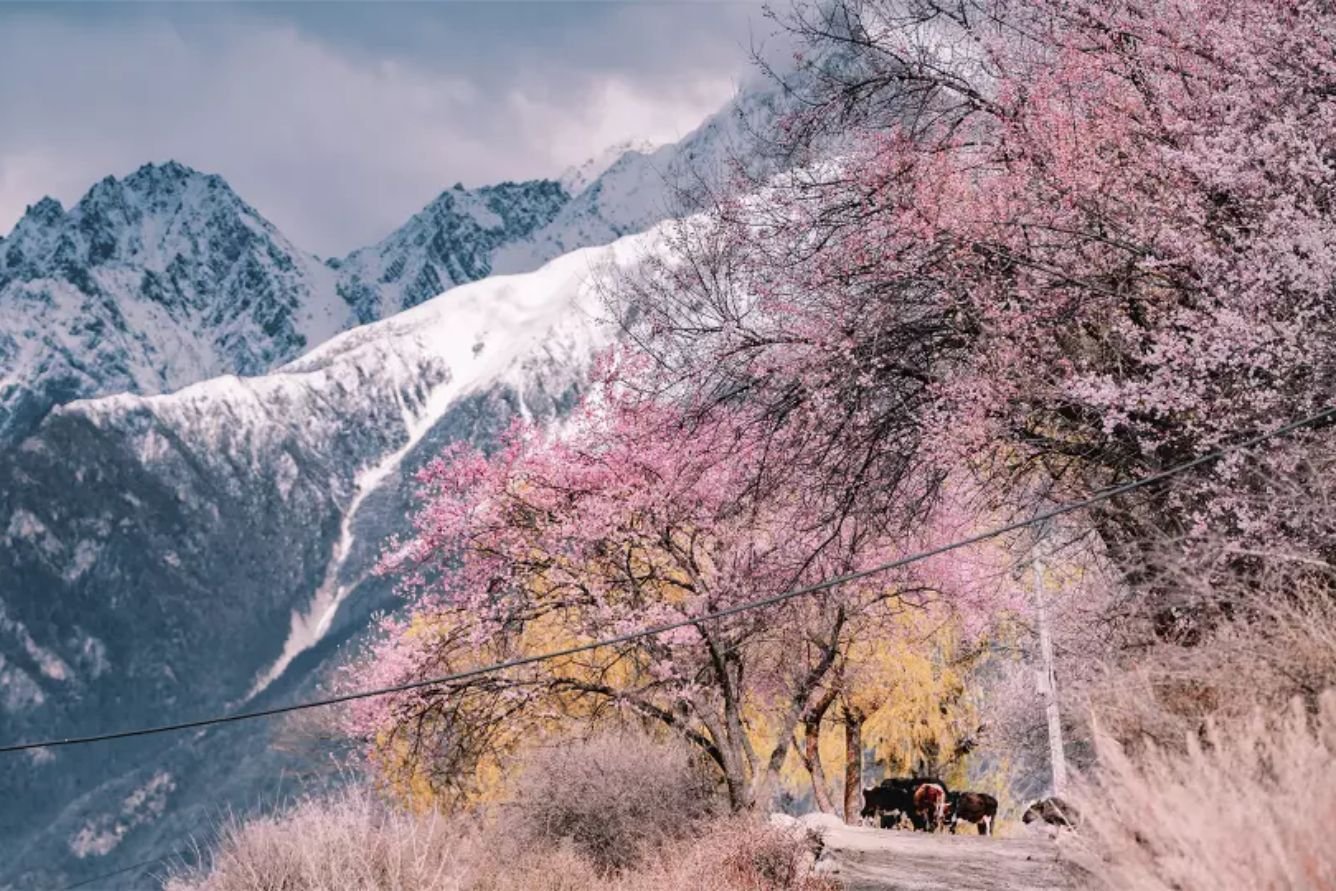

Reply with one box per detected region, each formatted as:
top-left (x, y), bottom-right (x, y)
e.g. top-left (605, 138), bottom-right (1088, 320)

top-left (0, 166), bottom-right (580, 448)
top-left (0, 60), bottom-right (813, 888)
top-left (0, 67), bottom-right (798, 452)
top-left (0, 162), bottom-right (349, 444)
top-left (0, 226), bottom-right (659, 889)
top-left (333, 179), bottom-right (570, 323)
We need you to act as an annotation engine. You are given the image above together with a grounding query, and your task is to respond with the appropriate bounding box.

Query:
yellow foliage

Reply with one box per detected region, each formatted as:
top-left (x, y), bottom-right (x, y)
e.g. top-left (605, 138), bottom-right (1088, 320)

top-left (372, 511), bottom-right (1003, 817)
top-left (370, 550), bottom-right (726, 812)
top-left (773, 606), bottom-right (985, 803)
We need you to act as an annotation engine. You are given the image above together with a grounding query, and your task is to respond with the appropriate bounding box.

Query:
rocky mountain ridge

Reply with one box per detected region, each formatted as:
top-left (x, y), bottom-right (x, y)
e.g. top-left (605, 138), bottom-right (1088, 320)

top-left (0, 227), bottom-right (659, 889)
top-left (0, 65), bottom-right (791, 449)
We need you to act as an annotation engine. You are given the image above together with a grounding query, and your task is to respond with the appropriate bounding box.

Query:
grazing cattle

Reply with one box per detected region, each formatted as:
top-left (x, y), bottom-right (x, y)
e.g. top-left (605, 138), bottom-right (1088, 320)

top-left (947, 791), bottom-right (998, 835)
top-left (1022, 796), bottom-right (1080, 829)
top-left (860, 784), bottom-right (913, 828)
top-left (863, 777), bottom-right (953, 831)
top-left (912, 782), bottom-right (948, 832)
top-left (902, 778), bottom-right (948, 831)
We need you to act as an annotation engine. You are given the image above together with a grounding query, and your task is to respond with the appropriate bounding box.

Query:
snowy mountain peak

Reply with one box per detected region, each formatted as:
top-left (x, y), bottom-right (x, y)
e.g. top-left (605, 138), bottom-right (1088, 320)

top-left (17, 196), bottom-right (65, 228)
top-left (1, 161), bottom-right (281, 288)
top-left (559, 139), bottom-right (659, 196)
top-left (78, 161), bottom-right (227, 216)
top-left (0, 161), bottom-right (350, 444)
top-left (334, 178), bottom-right (570, 322)
top-left (418, 179), bottom-right (568, 233)
top-left (123, 158), bottom-right (198, 185)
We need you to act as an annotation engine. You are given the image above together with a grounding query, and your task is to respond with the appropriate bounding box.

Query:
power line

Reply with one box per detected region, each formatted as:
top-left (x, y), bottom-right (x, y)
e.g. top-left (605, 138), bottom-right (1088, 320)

top-left (4, 404), bottom-right (1333, 757)
top-left (55, 849), bottom-right (185, 891)
top-left (26, 404), bottom-right (1336, 891)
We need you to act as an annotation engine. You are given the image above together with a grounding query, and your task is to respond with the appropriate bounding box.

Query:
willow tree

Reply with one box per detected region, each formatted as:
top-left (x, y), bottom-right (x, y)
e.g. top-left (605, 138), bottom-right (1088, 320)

top-left (344, 389), bottom-right (938, 810)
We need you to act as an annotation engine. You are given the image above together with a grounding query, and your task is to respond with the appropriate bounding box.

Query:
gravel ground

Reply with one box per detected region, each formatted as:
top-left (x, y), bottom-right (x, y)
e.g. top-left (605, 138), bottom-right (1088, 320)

top-left (808, 819), bottom-right (1083, 891)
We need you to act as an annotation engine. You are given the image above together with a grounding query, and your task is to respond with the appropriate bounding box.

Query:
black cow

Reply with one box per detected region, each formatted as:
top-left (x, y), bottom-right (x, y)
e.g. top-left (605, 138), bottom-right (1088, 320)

top-left (864, 777), bottom-right (951, 831)
top-left (1022, 796), bottom-right (1080, 829)
top-left (861, 783), bottom-right (913, 828)
top-left (946, 791), bottom-right (998, 835)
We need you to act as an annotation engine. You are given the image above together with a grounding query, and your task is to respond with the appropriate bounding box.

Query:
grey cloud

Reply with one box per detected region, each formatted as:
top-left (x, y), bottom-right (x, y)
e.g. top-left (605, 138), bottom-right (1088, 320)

top-left (0, 1), bottom-right (771, 256)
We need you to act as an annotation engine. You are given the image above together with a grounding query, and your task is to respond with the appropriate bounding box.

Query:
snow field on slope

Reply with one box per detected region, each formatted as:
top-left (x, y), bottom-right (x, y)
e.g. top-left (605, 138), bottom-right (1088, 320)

top-left (57, 224), bottom-right (662, 697)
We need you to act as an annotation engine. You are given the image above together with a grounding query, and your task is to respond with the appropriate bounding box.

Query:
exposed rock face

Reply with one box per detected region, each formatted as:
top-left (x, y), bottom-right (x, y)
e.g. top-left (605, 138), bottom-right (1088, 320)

top-left (0, 231), bottom-right (653, 890)
top-left (335, 179), bottom-right (570, 322)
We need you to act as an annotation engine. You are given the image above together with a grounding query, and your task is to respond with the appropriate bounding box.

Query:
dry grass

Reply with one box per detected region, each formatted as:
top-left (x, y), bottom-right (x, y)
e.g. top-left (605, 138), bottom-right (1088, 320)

top-left (166, 731), bottom-right (830, 891)
top-left (1070, 692), bottom-right (1336, 890)
top-left (163, 785), bottom-right (475, 891)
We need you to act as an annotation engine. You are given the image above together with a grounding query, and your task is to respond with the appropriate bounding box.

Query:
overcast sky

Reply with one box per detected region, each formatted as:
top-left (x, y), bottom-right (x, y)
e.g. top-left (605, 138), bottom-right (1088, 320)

top-left (0, 1), bottom-right (772, 256)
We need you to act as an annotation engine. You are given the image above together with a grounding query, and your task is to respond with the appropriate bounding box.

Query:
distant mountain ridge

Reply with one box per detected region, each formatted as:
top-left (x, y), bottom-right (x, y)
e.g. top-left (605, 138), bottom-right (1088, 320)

top-left (334, 178), bottom-right (570, 322)
top-left (0, 65), bottom-right (795, 449)
top-left (0, 164), bottom-right (566, 445)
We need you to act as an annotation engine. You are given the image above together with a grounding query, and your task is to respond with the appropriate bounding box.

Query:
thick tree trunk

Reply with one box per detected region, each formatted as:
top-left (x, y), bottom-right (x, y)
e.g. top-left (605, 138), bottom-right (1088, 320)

top-left (749, 611), bottom-right (848, 811)
top-left (843, 705), bottom-right (864, 824)
top-left (797, 685), bottom-right (838, 813)
top-left (804, 717), bottom-right (836, 813)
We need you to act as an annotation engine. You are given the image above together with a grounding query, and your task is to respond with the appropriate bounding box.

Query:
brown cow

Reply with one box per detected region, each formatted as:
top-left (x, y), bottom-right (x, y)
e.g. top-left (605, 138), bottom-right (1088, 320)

top-left (912, 782), bottom-right (947, 832)
top-left (947, 791), bottom-right (998, 835)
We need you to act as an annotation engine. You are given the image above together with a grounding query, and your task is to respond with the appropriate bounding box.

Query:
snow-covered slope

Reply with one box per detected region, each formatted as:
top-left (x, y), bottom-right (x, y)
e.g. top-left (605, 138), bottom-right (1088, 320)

top-left (0, 224), bottom-right (659, 890)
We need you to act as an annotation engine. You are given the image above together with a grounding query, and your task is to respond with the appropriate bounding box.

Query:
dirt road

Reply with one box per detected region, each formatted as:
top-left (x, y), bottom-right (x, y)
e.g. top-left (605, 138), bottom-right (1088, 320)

top-left (811, 821), bottom-right (1079, 891)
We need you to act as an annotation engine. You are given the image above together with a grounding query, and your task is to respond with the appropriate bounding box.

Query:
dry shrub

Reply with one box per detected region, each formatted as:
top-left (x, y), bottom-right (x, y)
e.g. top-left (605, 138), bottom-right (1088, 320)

top-left (470, 817), bottom-right (832, 891)
top-left (504, 730), bottom-right (720, 873)
top-left (1083, 572), bottom-right (1336, 754)
top-left (163, 729), bottom-right (829, 891)
top-left (166, 788), bottom-right (829, 891)
top-left (163, 785), bottom-right (474, 891)
top-left (1070, 692), bottom-right (1336, 890)
top-left (624, 817), bottom-right (834, 891)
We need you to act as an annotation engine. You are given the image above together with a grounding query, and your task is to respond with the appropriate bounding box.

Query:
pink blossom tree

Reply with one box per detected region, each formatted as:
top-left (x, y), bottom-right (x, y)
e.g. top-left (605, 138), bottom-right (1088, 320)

top-left (621, 0), bottom-right (1336, 569)
top-left (345, 377), bottom-right (1010, 810)
top-left (349, 0), bottom-right (1334, 812)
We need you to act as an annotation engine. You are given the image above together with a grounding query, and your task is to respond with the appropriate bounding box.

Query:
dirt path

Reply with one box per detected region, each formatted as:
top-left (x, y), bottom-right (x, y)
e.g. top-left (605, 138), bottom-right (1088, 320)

top-left (812, 822), bottom-right (1078, 891)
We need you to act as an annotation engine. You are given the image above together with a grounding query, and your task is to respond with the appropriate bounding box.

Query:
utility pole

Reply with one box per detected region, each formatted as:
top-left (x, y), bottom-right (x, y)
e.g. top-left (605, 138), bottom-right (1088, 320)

top-left (1033, 540), bottom-right (1068, 795)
